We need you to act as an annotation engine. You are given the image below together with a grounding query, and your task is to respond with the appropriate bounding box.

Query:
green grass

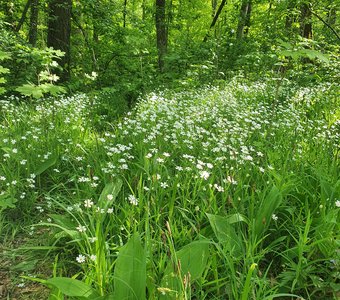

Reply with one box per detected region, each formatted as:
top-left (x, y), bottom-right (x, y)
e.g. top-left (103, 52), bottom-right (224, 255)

top-left (0, 78), bottom-right (339, 299)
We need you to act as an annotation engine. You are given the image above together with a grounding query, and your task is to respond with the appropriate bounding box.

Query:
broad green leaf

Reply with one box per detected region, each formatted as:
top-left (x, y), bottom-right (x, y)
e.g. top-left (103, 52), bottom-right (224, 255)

top-left (206, 213), bottom-right (244, 256)
top-left (99, 177), bottom-right (123, 204)
top-left (160, 240), bottom-right (210, 298)
top-left (303, 49), bottom-right (329, 63)
top-left (254, 186), bottom-right (282, 239)
top-left (279, 50), bottom-right (300, 60)
top-left (113, 233), bottom-right (146, 300)
top-left (45, 214), bottom-right (79, 240)
top-left (0, 66), bottom-right (9, 74)
top-left (49, 214), bottom-right (77, 230)
top-left (51, 49), bottom-right (65, 58)
top-left (227, 213), bottom-right (248, 225)
top-left (91, 295), bottom-right (115, 300)
top-left (173, 240), bottom-right (209, 280)
top-left (16, 84), bottom-right (44, 98)
top-left (0, 192), bottom-right (17, 209)
top-left (0, 51), bottom-right (11, 60)
top-left (40, 83), bottom-right (66, 96)
top-left (11, 259), bottom-right (38, 272)
top-left (46, 277), bottom-right (99, 298)
top-left (34, 154), bottom-right (58, 176)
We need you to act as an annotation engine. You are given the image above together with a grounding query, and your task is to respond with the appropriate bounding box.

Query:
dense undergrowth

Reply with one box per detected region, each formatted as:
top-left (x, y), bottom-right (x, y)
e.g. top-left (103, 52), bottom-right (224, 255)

top-left (0, 77), bottom-right (339, 299)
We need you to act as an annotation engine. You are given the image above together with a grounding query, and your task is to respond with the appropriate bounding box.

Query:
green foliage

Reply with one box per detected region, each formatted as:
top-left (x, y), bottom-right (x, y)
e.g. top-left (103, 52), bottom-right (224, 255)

top-left (207, 213), bottom-right (245, 257)
top-left (0, 23), bottom-right (66, 98)
top-left (46, 277), bottom-right (100, 298)
top-left (15, 82), bottom-right (66, 99)
top-left (98, 179), bottom-right (123, 204)
top-left (253, 186), bottom-right (282, 240)
top-left (0, 192), bottom-right (17, 209)
top-left (88, 88), bottom-right (130, 131)
top-left (0, 50), bottom-right (10, 94)
top-left (113, 233), bottom-right (146, 300)
top-left (1, 78), bottom-right (338, 298)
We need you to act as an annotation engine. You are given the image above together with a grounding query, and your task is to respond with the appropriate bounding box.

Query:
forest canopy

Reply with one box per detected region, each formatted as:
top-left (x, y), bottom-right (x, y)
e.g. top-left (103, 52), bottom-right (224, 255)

top-left (0, 0), bottom-right (339, 96)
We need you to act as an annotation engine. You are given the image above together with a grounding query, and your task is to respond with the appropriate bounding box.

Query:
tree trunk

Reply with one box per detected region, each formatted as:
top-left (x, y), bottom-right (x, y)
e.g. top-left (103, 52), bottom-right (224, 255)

top-left (300, 2), bottom-right (312, 39)
top-left (236, 0), bottom-right (252, 39)
top-left (142, 0), bottom-right (146, 21)
top-left (123, 0), bottom-right (127, 27)
top-left (15, 0), bottom-right (32, 32)
top-left (155, 0), bottom-right (167, 73)
top-left (29, 0), bottom-right (39, 46)
top-left (203, 0), bottom-right (228, 42)
top-left (47, 0), bottom-right (72, 82)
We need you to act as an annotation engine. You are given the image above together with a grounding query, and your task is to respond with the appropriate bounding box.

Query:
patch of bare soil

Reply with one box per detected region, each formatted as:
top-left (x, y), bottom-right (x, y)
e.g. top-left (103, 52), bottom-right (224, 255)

top-left (0, 238), bottom-right (51, 300)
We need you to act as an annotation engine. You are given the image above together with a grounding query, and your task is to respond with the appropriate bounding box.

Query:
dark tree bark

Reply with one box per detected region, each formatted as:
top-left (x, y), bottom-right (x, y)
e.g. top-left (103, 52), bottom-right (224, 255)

top-left (203, 0), bottom-right (228, 42)
top-left (236, 0), bottom-right (252, 39)
top-left (15, 0), bottom-right (32, 32)
top-left (300, 2), bottom-right (312, 39)
top-left (155, 0), bottom-right (167, 72)
top-left (123, 0), bottom-right (128, 27)
top-left (142, 0), bottom-right (146, 21)
top-left (29, 0), bottom-right (39, 46)
top-left (47, 0), bottom-right (72, 82)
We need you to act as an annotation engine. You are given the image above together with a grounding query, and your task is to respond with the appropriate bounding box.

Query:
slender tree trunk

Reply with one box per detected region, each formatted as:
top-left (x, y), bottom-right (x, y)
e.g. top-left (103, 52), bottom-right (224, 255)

top-left (236, 0), bottom-right (252, 39)
top-left (203, 0), bottom-right (228, 42)
top-left (29, 0), bottom-right (39, 46)
top-left (155, 0), bottom-right (167, 72)
top-left (300, 2), bottom-right (312, 39)
top-left (15, 0), bottom-right (32, 32)
top-left (142, 0), bottom-right (146, 21)
top-left (123, 0), bottom-right (127, 27)
top-left (47, 0), bottom-right (72, 82)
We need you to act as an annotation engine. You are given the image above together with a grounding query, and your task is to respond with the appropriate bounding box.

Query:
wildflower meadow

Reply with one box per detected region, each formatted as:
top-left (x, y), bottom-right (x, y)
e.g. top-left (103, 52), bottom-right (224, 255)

top-left (0, 78), bottom-right (339, 299)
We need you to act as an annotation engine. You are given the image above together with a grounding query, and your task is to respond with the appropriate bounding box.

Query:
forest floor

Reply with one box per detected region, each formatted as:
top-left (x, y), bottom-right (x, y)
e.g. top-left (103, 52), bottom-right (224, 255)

top-left (0, 79), bottom-right (339, 299)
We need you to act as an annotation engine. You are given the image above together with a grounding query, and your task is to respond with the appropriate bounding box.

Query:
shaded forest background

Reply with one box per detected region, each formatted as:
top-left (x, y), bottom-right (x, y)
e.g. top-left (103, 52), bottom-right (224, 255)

top-left (0, 0), bottom-right (339, 102)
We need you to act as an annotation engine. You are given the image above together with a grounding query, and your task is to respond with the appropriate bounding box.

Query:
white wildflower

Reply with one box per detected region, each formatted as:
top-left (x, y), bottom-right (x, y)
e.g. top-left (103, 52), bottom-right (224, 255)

top-left (84, 199), bottom-right (94, 208)
top-left (160, 182), bottom-right (169, 189)
top-left (76, 254), bottom-right (86, 263)
top-left (128, 194), bottom-right (138, 206)
top-left (200, 171), bottom-right (210, 180)
top-left (76, 225), bottom-right (87, 233)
